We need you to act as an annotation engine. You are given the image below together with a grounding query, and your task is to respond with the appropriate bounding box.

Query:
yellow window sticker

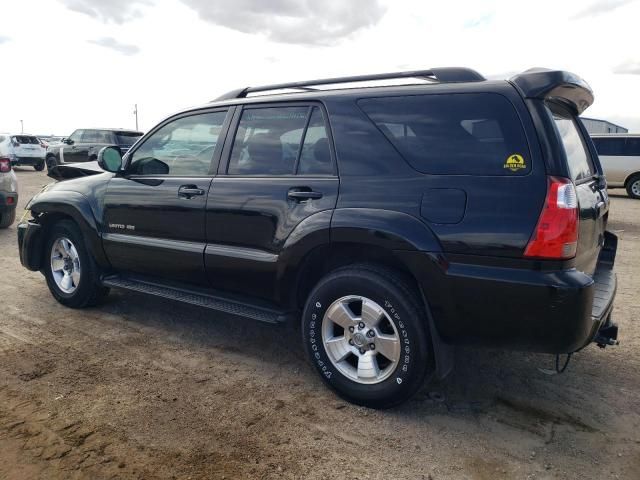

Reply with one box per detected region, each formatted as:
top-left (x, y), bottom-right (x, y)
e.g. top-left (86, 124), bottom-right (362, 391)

top-left (504, 154), bottom-right (526, 172)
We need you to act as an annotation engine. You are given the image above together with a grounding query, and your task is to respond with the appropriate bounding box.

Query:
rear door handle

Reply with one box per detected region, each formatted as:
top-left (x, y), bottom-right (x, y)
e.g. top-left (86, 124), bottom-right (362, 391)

top-left (287, 188), bottom-right (323, 201)
top-left (178, 185), bottom-right (205, 198)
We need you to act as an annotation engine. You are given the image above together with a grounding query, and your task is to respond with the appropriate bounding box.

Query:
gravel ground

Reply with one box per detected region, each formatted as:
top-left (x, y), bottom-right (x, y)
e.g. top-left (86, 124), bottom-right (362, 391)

top-left (1, 167), bottom-right (639, 480)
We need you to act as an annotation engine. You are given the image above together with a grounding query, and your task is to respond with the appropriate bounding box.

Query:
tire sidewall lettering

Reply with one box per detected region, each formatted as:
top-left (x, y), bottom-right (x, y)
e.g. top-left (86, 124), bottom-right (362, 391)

top-left (306, 293), bottom-right (414, 387)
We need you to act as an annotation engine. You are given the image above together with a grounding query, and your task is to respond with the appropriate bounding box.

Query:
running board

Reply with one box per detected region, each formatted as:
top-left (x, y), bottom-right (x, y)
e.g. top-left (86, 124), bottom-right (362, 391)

top-left (101, 275), bottom-right (289, 324)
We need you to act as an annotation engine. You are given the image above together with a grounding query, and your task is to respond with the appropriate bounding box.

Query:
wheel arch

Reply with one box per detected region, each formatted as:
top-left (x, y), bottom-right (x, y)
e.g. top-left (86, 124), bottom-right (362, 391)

top-left (623, 171), bottom-right (640, 188)
top-left (29, 192), bottom-right (110, 270)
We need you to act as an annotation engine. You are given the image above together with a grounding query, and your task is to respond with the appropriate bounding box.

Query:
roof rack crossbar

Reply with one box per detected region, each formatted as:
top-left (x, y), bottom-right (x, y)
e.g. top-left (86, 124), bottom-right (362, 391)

top-left (214, 67), bottom-right (485, 101)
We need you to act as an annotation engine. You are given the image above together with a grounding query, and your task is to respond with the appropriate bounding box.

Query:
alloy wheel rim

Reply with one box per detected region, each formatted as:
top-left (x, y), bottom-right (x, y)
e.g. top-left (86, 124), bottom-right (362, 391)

top-left (50, 237), bottom-right (81, 294)
top-left (321, 295), bottom-right (401, 384)
top-left (632, 180), bottom-right (640, 197)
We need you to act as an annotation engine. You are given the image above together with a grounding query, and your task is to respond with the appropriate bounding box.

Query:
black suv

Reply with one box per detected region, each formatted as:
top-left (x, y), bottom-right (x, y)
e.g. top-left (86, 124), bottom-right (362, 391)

top-left (17, 68), bottom-right (618, 408)
top-left (45, 128), bottom-right (143, 171)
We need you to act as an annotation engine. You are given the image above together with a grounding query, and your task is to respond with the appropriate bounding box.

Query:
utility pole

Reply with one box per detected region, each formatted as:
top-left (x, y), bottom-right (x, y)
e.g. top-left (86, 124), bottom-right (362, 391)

top-left (133, 104), bottom-right (138, 131)
top-left (20, 120), bottom-right (23, 133)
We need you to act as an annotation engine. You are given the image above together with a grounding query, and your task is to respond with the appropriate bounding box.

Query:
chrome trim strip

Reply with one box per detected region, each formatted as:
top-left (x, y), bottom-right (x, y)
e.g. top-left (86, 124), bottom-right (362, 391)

top-left (205, 244), bottom-right (278, 263)
top-left (103, 233), bottom-right (205, 253)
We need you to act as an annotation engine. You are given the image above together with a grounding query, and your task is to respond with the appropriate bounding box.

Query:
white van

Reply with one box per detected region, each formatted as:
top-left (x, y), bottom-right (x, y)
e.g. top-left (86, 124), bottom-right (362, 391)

top-left (0, 134), bottom-right (47, 171)
top-left (591, 134), bottom-right (640, 199)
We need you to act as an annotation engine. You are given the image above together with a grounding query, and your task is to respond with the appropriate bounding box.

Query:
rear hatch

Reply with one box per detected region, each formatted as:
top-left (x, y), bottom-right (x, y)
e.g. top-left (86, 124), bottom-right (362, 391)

top-left (12, 135), bottom-right (45, 158)
top-left (510, 69), bottom-right (607, 276)
top-left (546, 102), bottom-right (607, 275)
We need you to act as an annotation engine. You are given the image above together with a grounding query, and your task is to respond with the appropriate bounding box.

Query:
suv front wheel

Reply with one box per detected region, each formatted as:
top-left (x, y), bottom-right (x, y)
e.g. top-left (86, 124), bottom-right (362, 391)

top-left (44, 220), bottom-right (109, 308)
top-left (302, 264), bottom-right (432, 408)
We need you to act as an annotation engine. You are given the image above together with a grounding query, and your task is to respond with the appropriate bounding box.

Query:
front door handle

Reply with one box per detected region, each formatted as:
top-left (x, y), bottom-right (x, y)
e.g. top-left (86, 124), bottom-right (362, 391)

top-left (178, 185), bottom-right (205, 198)
top-left (287, 188), bottom-right (323, 201)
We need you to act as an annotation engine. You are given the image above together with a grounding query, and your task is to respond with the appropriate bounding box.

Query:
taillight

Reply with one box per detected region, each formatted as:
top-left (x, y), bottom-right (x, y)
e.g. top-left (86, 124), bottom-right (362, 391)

top-left (0, 157), bottom-right (11, 173)
top-left (524, 176), bottom-right (578, 260)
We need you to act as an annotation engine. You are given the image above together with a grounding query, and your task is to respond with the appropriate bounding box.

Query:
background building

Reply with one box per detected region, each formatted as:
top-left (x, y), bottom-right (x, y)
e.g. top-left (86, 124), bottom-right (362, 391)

top-left (580, 117), bottom-right (628, 134)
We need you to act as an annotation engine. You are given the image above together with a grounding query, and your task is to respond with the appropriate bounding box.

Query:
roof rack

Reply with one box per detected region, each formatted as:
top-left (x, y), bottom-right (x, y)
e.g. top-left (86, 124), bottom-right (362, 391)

top-left (214, 67), bottom-right (485, 101)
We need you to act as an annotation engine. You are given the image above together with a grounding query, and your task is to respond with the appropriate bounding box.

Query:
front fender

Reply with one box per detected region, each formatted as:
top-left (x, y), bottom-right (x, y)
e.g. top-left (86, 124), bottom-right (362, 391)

top-left (28, 190), bottom-right (110, 269)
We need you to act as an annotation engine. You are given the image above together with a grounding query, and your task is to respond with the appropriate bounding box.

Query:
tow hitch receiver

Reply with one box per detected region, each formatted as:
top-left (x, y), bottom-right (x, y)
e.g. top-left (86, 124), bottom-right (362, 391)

top-left (594, 317), bottom-right (619, 348)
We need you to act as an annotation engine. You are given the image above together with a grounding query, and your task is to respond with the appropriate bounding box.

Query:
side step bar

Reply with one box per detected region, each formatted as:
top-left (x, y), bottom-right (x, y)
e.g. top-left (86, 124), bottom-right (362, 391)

top-left (101, 275), bottom-right (289, 324)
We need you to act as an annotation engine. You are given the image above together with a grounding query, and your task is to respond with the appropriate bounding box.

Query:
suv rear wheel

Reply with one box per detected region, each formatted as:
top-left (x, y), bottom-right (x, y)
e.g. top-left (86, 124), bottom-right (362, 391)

top-left (626, 174), bottom-right (640, 199)
top-left (34, 161), bottom-right (45, 171)
top-left (302, 264), bottom-right (432, 408)
top-left (44, 220), bottom-right (109, 308)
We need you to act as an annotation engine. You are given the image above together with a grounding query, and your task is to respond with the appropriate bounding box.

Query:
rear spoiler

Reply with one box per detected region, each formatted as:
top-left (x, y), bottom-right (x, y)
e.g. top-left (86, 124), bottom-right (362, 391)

top-left (509, 68), bottom-right (594, 115)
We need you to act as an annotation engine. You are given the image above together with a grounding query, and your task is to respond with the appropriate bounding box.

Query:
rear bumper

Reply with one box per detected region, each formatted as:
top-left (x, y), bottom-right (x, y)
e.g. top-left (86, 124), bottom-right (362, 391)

top-left (17, 220), bottom-right (43, 271)
top-left (396, 232), bottom-right (618, 354)
top-left (13, 156), bottom-right (45, 166)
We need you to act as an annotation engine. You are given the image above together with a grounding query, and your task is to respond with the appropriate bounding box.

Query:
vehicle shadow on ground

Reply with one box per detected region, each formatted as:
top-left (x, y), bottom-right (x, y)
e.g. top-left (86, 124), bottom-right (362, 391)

top-left (97, 289), bottom-right (623, 431)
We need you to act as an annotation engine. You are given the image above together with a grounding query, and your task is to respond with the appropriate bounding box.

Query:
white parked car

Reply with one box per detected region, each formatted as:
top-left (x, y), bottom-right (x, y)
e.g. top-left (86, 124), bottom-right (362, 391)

top-left (0, 134), bottom-right (46, 171)
top-left (591, 134), bottom-right (640, 199)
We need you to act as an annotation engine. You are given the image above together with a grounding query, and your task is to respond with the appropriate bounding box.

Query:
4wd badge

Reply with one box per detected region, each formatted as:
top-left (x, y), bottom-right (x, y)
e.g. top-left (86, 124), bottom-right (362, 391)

top-left (504, 154), bottom-right (526, 172)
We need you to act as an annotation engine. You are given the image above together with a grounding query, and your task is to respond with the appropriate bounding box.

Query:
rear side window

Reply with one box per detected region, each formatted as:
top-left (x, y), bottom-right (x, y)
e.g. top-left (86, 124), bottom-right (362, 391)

top-left (12, 135), bottom-right (40, 144)
top-left (358, 93), bottom-right (530, 175)
top-left (82, 130), bottom-right (112, 143)
top-left (549, 105), bottom-right (595, 182)
top-left (114, 131), bottom-right (143, 147)
top-left (592, 137), bottom-right (640, 156)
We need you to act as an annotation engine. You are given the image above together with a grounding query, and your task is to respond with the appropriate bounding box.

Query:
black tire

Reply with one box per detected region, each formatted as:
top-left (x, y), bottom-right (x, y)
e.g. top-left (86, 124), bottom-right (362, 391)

top-left (0, 209), bottom-right (16, 229)
top-left (43, 220), bottom-right (109, 308)
top-left (34, 161), bottom-right (45, 171)
top-left (46, 156), bottom-right (57, 172)
top-left (302, 264), bottom-right (432, 409)
top-left (626, 174), bottom-right (640, 199)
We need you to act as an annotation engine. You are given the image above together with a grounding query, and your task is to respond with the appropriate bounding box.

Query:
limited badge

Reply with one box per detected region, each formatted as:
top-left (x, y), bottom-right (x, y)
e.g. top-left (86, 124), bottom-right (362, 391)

top-left (504, 154), bottom-right (526, 172)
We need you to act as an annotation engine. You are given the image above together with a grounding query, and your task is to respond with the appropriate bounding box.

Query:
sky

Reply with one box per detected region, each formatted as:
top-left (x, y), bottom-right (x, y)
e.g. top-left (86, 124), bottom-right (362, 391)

top-left (1, 0), bottom-right (639, 135)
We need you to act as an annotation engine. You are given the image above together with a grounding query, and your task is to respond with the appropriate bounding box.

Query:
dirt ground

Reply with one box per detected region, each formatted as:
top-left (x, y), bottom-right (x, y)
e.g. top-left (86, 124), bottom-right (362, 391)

top-left (1, 167), bottom-right (639, 480)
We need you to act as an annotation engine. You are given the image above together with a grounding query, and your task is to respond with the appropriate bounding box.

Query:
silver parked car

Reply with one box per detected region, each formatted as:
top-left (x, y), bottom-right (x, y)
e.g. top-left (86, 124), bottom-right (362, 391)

top-left (0, 156), bottom-right (18, 228)
top-left (591, 134), bottom-right (640, 199)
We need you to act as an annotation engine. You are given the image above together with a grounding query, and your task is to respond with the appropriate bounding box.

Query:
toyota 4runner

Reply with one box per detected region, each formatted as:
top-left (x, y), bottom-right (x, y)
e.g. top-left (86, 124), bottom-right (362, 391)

top-left (17, 67), bottom-right (618, 408)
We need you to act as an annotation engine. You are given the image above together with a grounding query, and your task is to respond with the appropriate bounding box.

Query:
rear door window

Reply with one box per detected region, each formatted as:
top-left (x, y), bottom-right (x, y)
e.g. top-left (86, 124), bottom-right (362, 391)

top-left (297, 107), bottom-right (333, 175)
top-left (358, 93), bottom-right (531, 175)
top-left (228, 106), bottom-right (309, 175)
top-left (549, 105), bottom-right (595, 182)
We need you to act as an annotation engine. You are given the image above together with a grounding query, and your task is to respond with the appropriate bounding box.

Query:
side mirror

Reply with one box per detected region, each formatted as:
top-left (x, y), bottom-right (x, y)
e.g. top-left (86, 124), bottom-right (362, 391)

top-left (64, 138), bottom-right (74, 145)
top-left (97, 146), bottom-right (123, 173)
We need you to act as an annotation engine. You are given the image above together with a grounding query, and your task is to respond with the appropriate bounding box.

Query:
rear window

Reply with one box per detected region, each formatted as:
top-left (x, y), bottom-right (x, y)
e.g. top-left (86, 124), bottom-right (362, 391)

top-left (12, 135), bottom-right (40, 144)
top-left (549, 105), bottom-right (595, 182)
top-left (358, 93), bottom-right (531, 175)
top-left (115, 131), bottom-right (143, 146)
top-left (592, 137), bottom-right (640, 156)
